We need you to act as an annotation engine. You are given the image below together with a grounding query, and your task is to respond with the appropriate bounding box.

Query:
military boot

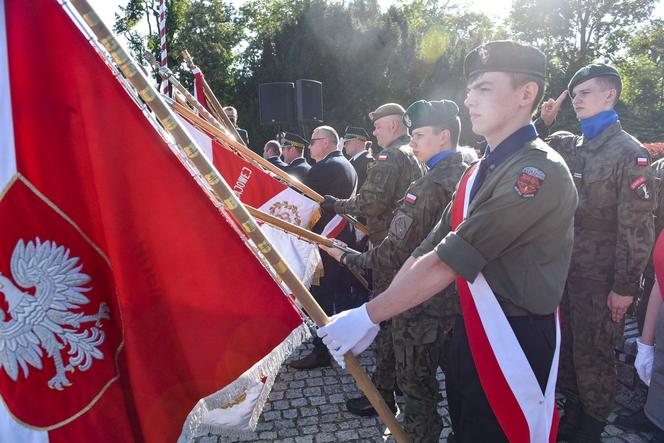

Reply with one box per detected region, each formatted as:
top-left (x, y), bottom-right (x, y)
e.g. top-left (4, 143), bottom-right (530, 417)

top-left (571, 414), bottom-right (605, 443)
top-left (557, 399), bottom-right (583, 442)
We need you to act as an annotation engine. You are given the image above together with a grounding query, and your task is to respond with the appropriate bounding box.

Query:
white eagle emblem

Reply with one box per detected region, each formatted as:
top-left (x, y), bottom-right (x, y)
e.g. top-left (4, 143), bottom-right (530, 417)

top-left (0, 238), bottom-right (109, 390)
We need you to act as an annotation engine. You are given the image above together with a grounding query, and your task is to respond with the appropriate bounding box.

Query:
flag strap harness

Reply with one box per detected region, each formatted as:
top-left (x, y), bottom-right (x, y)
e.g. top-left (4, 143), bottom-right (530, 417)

top-left (450, 163), bottom-right (561, 443)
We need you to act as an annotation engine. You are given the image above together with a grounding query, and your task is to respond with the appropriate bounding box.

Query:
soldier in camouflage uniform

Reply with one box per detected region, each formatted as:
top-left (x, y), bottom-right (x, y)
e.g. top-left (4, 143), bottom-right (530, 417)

top-left (538, 64), bottom-right (656, 442)
top-left (321, 103), bottom-right (425, 416)
top-left (323, 99), bottom-right (465, 441)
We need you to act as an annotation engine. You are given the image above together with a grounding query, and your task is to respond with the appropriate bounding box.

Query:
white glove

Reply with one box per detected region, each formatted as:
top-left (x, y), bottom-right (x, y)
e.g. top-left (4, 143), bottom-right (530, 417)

top-left (317, 303), bottom-right (379, 369)
top-left (635, 339), bottom-right (655, 386)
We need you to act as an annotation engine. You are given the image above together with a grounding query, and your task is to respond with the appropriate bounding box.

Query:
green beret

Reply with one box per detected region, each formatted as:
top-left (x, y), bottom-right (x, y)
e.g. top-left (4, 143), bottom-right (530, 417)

top-left (343, 126), bottom-right (369, 141)
top-left (403, 100), bottom-right (459, 130)
top-left (369, 103), bottom-right (405, 122)
top-left (464, 40), bottom-right (546, 80)
top-left (282, 132), bottom-right (308, 149)
top-left (568, 63), bottom-right (622, 94)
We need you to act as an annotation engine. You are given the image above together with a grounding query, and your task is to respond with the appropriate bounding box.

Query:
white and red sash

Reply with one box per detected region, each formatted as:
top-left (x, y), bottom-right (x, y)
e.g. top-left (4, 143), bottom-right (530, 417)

top-left (451, 163), bottom-right (560, 443)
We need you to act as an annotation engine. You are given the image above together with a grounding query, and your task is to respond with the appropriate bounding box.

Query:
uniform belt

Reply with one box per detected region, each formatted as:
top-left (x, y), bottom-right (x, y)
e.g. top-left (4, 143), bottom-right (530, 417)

top-left (574, 215), bottom-right (616, 233)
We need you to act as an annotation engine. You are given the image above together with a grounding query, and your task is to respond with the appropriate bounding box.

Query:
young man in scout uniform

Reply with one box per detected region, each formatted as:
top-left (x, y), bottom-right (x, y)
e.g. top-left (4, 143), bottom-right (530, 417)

top-left (538, 64), bottom-right (656, 442)
top-left (323, 99), bottom-right (466, 441)
top-left (320, 103), bottom-right (425, 416)
top-left (318, 40), bottom-right (578, 443)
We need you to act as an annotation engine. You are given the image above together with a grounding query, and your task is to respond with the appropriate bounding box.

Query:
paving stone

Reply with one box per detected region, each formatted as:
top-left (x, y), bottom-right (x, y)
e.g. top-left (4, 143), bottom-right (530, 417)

top-left (202, 328), bottom-right (651, 442)
top-left (282, 409), bottom-right (298, 419)
top-left (290, 397), bottom-right (307, 407)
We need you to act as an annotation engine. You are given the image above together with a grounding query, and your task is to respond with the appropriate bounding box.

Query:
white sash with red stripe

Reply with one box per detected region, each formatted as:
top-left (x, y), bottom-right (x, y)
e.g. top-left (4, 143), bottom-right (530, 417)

top-left (451, 163), bottom-right (560, 443)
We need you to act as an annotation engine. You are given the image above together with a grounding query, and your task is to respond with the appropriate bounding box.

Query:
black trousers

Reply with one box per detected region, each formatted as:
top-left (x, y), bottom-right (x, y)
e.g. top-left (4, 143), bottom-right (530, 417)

top-left (446, 313), bottom-right (556, 442)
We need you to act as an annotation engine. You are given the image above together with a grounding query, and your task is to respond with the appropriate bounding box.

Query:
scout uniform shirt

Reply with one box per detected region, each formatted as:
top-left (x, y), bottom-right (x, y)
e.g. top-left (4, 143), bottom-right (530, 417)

top-left (347, 150), bottom-right (467, 344)
top-left (334, 135), bottom-right (425, 245)
top-left (413, 126), bottom-right (578, 316)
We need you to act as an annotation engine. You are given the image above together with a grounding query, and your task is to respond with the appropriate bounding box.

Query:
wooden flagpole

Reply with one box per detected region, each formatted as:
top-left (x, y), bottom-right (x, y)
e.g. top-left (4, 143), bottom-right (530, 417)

top-left (180, 50), bottom-right (241, 142)
top-left (149, 62), bottom-right (370, 236)
top-left (246, 205), bottom-right (370, 290)
top-left (69, 2), bottom-right (409, 441)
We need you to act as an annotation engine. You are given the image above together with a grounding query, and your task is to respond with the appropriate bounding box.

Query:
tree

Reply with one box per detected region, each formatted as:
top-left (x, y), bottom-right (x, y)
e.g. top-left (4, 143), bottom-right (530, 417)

top-left (179, 1), bottom-right (245, 104)
top-left (114, 0), bottom-right (189, 85)
top-left (617, 20), bottom-right (664, 142)
top-left (234, 0), bottom-right (497, 148)
top-left (509, 0), bottom-right (656, 76)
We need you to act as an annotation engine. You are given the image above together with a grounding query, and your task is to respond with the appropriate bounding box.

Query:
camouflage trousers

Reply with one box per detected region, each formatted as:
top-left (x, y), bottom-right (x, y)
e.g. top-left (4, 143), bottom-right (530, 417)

top-left (558, 277), bottom-right (624, 421)
top-left (372, 272), bottom-right (397, 392)
top-left (394, 329), bottom-right (444, 443)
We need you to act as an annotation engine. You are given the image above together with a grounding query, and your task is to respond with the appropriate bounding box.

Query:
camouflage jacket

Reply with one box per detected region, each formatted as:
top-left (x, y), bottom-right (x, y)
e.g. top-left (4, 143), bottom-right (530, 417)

top-left (546, 122), bottom-right (656, 297)
top-left (643, 158), bottom-right (664, 279)
top-left (334, 134), bottom-right (425, 244)
top-left (347, 152), bottom-right (466, 344)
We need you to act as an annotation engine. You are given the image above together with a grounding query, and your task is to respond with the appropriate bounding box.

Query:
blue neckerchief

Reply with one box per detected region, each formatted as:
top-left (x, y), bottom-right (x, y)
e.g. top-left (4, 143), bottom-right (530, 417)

top-left (469, 124), bottom-right (538, 202)
top-left (425, 150), bottom-right (457, 170)
top-left (579, 110), bottom-right (619, 140)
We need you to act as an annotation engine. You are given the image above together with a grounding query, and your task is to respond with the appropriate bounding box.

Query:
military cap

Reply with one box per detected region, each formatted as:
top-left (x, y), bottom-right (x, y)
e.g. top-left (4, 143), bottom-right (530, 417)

top-left (464, 40), bottom-right (546, 80)
top-left (281, 132), bottom-right (308, 149)
top-left (368, 103), bottom-right (405, 122)
top-left (568, 63), bottom-right (622, 94)
top-left (343, 126), bottom-right (369, 141)
top-left (403, 100), bottom-right (459, 130)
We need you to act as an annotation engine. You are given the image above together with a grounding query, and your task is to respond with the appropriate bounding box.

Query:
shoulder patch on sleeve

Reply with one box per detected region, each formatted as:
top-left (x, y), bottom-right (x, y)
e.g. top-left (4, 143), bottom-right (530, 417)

top-left (514, 166), bottom-right (546, 198)
top-left (636, 156), bottom-right (649, 167)
top-left (377, 153), bottom-right (389, 161)
top-left (404, 192), bottom-right (417, 204)
top-left (630, 176), bottom-right (652, 200)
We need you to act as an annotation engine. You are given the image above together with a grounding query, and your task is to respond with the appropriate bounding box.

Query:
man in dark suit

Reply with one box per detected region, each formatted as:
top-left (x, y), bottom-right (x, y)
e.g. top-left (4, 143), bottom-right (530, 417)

top-left (343, 126), bottom-right (374, 189)
top-left (290, 125), bottom-right (359, 369)
top-left (262, 139), bottom-right (289, 170)
top-left (282, 132), bottom-right (311, 181)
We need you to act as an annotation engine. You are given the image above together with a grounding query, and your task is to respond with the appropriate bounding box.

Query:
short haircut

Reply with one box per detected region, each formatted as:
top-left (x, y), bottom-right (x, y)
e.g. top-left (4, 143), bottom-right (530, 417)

top-left (223, 106), bottom-right (237, 113)
top-left (509, 72), bottom-right (545, 114)
top-left (315, 126), bottom-right (339, 146)
top-left (594, 75), bottom-right (621, 105)
top-left (432, 116), bottom-right (461, 148)
top-left (264, 140), bottom-right (281, 156)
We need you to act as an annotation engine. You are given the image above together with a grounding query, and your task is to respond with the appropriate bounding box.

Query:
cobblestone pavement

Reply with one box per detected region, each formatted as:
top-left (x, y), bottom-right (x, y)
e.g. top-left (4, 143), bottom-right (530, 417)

top-left (197, 317), bottom-right (655, 443)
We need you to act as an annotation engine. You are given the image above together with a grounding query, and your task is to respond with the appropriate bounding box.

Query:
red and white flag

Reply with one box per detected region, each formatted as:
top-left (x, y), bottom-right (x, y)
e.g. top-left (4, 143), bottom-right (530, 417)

top-left (180, 119), bottom-right (323, 287)
top-left (0, 1), bottom-right (307, 441)
top-left (192, 66), bottom-right (208, 110)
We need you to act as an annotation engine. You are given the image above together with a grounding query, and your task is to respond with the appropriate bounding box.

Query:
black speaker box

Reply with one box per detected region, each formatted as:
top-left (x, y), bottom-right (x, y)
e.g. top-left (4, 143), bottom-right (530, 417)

top-left (296, 79), bottom-right (323, 123)
top-left (259, 82), bottom-right (295, 125)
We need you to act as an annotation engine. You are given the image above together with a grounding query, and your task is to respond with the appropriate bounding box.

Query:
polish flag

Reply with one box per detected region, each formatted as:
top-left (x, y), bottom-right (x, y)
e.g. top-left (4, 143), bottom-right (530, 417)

top-left (0, 1), bottom-right (307, 441)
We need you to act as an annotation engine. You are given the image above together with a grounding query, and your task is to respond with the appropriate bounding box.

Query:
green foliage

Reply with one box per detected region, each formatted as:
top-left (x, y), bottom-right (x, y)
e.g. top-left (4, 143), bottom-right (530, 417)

top-left (112, 0), bottom-right (664, 147)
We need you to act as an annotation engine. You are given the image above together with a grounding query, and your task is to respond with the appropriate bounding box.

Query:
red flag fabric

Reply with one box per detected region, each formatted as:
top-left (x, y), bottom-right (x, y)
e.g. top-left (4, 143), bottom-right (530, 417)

top-left (180, 117), bottom-right (320, 229)
top-left (0, 1), bottom-right (305, 441)
top-left (192, 67), bottom-right (208, 110)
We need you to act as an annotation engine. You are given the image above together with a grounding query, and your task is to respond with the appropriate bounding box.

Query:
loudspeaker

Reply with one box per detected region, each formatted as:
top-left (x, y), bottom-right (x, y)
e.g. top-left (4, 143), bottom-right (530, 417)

top-left (259, 82), bottom-right (295, 125)
top-left (296, 79), bottom-right (323, 123)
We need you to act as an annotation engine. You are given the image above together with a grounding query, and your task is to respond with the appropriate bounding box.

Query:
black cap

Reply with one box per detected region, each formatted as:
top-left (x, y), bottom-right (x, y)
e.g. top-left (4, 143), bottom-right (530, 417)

top-left (343, 127), bottom-right (369, 141)
top-left (568, 63), bottom-right (622, 94)
top-left (464, 40), bottom-right (546, 80)
top-left (282, 132), bottom-right (308, 149)
top-left (403, 100), bottom-right (459, 130)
